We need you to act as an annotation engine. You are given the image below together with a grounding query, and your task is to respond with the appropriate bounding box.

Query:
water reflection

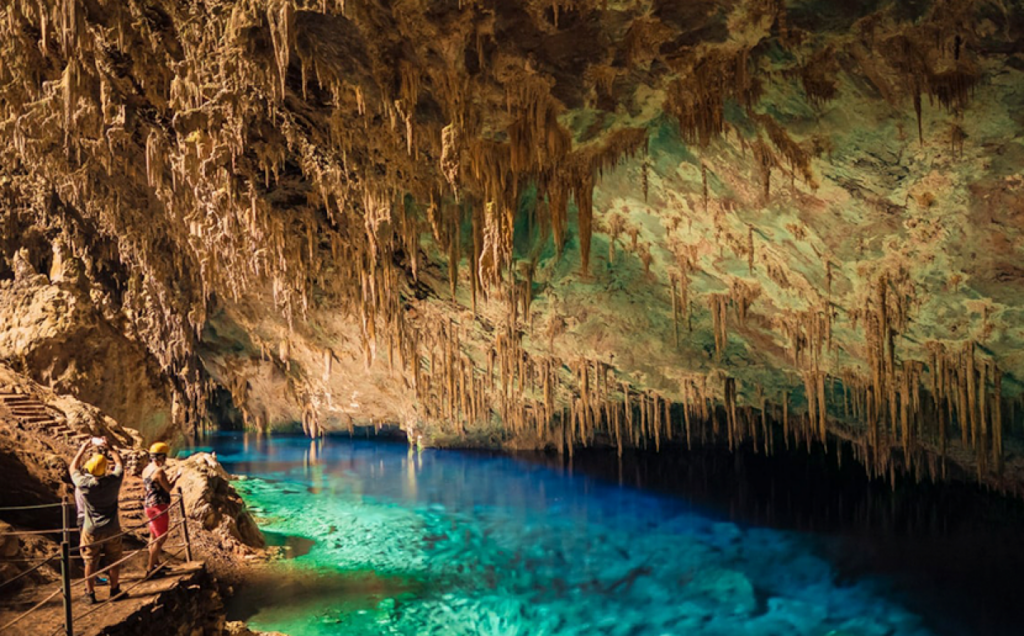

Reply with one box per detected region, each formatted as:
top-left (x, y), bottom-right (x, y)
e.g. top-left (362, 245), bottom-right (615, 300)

top-left (194, 433), bottom-right (1024, 636)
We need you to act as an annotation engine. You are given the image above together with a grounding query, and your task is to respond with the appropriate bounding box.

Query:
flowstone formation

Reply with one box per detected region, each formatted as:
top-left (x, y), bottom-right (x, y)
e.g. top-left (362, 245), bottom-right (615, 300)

top-left (2, 0), bottom-right (1024, 491)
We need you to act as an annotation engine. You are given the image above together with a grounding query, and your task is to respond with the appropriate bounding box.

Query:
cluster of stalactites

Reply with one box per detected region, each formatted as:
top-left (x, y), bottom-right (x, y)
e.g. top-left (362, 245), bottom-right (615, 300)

top-left (758, 267), bottom-right (1012, 488)
top-left (865, 4), bottom-right (981, 143)
top-left (0, 0), bottom-right (650, 433)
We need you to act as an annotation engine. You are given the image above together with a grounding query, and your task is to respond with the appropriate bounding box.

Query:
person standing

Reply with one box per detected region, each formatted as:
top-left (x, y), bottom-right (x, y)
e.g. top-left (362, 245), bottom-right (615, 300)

top-left (70, 438), bottom-right (125, 604)
top-left (73, 484), bottom-right (107, 586)
top-left (142, 442), bottom-right (178, 576)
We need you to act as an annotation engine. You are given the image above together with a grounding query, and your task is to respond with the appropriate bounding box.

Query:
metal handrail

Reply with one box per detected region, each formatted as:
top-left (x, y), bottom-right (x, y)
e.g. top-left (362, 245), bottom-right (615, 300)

top-left (0, 527), bottom-right (79, 537)
top-left (0, 555), bottom-right (59, 563)
top-left (71, 493), bottom-right (181, 553)
top-left (0, 487), bottom-right (195, 636)
top-left (71, 519), bottom-right (187, 586)
top-left (0, 502), bottom-right (63, 512)
top-left (69, 525), bottom-right (190, 624)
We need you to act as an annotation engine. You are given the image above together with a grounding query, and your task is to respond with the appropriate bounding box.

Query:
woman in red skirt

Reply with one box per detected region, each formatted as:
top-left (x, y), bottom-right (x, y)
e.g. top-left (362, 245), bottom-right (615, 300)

top-left (142, 442), bottom-right (178, 576)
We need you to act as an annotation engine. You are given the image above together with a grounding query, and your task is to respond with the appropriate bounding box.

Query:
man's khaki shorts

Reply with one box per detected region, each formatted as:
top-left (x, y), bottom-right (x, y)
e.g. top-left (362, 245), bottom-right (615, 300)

top-left (80, 524), bottom-right (123, 564)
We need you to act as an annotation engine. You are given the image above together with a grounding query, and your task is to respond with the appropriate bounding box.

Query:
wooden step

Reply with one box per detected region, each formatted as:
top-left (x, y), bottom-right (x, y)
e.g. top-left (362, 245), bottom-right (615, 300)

top-left (18, 416), bottom-right (54, 424)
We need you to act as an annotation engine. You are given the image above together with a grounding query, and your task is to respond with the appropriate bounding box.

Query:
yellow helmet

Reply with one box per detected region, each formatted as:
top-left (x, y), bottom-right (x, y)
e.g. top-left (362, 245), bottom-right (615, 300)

top-left (149, 442), bottom-right (171, 456)
top-left (84, 454), bottom-right (108, 476)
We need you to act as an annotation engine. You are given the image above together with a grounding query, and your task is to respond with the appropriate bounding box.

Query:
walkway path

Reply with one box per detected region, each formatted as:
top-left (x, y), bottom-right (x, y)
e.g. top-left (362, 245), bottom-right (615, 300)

top-left (0, 561), bottom-right (205, 636)
top-left (0, 386), bottom-right (205, 636)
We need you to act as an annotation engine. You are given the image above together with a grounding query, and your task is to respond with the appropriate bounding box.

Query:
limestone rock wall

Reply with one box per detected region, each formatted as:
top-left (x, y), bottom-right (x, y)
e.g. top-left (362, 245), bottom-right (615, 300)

top-left (0, 256), bottom-right (174, 441)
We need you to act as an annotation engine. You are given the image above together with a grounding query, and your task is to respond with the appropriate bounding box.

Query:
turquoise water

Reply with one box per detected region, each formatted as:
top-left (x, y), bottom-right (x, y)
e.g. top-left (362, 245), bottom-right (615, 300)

top-left (192, 434), bottom-right (949, 636)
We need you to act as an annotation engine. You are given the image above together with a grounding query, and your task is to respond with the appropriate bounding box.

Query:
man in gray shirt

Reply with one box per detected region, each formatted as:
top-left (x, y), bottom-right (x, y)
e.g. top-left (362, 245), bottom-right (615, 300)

top-left (70, 438), bottom-right (125, 603)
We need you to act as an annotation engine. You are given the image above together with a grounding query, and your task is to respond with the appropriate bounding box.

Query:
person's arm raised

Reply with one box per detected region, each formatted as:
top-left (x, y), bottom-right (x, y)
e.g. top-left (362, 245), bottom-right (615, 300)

top-left (71, 441), bottom-right (90, 472)
top-left (108, 441), bottom-right (124, 476)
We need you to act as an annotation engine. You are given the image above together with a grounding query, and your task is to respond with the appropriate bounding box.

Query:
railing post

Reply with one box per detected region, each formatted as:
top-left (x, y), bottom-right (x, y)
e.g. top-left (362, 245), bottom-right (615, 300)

top-left (176, 489), bottom-right (193, 562)
top-left (60, 540), bottom-right (73, 636)
top-left (60, 495), bottom-right (73, 636)
top-left (61, 496), bottom-right (71, 545)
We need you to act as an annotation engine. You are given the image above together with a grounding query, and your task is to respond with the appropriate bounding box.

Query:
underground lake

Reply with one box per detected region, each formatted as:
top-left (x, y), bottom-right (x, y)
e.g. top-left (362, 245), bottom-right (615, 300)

top-left (182, 432), bottom-right (1024, 636)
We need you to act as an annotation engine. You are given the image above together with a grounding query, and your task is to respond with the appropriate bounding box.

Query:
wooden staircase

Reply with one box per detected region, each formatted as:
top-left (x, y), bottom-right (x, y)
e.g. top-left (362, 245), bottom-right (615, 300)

top-left (0, 388), bottom-right (89, 445)
top-left (119, 478), bottom-right (148, 527)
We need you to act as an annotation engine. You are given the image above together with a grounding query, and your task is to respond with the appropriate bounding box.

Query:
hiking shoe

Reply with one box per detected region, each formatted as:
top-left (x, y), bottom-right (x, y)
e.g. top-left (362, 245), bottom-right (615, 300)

top-left (109, 586), bottom-right (129, 601)
top-left (96, 576), bottom-right (109, 586)
top-left (84, 591), bottom-right (97, 605)
top-left (146, 564), bottom-right (166, 579)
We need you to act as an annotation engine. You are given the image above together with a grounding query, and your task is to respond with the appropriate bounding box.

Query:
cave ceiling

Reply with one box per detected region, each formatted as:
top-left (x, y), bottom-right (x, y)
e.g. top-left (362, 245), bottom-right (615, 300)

top-left (2, 0), bottom-right (1024, 489)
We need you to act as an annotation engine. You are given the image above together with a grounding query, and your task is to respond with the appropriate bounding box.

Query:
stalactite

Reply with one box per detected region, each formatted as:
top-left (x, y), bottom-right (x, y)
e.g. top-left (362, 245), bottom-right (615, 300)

top-left (670, 274), bottom-right (680, 347)
top-left (440, 123), bottom-right (461, 200)
top-left (725, 377), bottom-right (737, 452)
top-left (622, 382), bottom-right (633, 446)
top-left (701, 161), bottom-right (709, 214)
top-left (747, 225), bottom-right (754, 274)
top-left (899, 366), bottom-right (910, 466)
top-left (816, 372), bottom-right (827, 443)
top-left (782, 390), bottom-right (790, 450)
top-left (709, 294), bottom-right (728, 360)
top-left (664, 394), bottom-right (672, 443)
top-left (652, 393), bottom-right (661, 452)
top-left (268, 0), bottom-right (296, 99)
top-left (753, 138), bottom-right (774, 200)
top-left (993, 367), bottom-right (1003, 472)
top-left (966, 343), bottom-right (977, 449)
top-left (977, 357), bottom-right (988, 474)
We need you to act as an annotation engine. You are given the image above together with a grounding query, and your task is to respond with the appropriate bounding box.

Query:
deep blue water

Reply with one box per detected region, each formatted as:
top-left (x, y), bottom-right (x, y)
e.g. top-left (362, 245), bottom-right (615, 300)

top-left (185, 433), bottom-right (1024, 636)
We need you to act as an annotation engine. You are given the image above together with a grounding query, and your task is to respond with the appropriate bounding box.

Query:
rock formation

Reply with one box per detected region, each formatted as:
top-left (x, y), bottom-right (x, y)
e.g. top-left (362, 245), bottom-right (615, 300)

top-left (2, 0), bottom-right (1024, 491)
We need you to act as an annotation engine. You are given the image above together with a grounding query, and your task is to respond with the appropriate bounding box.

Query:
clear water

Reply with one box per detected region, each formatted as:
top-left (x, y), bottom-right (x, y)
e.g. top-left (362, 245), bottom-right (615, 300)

top-left (187, 433), bottom-right (1010, 636)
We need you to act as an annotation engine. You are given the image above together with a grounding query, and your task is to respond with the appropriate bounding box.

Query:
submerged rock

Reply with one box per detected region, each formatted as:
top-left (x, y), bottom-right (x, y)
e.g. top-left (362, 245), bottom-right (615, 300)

top-left (689, 567), bottom-right (759, 617)
top-left (223, 621), bottom-right (289, 636)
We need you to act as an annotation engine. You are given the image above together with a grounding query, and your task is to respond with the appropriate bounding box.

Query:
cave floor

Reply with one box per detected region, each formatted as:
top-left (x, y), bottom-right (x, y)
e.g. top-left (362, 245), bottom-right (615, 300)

top-left (0, 561), bottom-right (204, 636)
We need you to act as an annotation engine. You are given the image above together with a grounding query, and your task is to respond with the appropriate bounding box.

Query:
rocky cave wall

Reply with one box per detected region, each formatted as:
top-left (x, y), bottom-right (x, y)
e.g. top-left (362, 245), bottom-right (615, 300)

top-left (2, 0), bottom-right (1024, 490)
